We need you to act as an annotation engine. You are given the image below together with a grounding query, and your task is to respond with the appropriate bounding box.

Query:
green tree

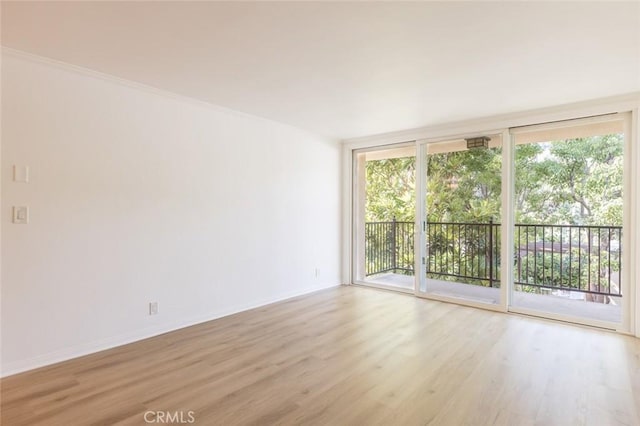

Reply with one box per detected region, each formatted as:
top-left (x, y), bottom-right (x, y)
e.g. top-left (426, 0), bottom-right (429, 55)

top-left (365, 157), bottom-right (415, 222)
top-left (364, 134), bottom-right (623, 226)
top-left (425, 147), bottom-right (502, 223)
top-left (515, 134), bottom-right (623, 226)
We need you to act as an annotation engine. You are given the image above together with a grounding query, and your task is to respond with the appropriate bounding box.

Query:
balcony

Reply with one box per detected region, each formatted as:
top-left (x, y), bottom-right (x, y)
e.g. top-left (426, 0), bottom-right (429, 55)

top-left (365, 220), bottom-right (622, 322)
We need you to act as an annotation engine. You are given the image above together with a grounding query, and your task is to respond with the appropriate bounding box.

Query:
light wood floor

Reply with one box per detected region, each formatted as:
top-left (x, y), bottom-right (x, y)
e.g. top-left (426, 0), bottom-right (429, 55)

top-left (2, 286), bottom-right (639, 425)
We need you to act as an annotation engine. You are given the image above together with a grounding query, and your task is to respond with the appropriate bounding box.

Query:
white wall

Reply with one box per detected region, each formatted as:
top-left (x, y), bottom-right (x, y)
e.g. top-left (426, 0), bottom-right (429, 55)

top-left (0, 51), bottom-right (341, 376)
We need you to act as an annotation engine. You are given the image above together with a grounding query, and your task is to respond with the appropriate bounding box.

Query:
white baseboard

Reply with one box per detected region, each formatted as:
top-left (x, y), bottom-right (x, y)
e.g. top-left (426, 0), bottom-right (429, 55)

top-left (1, 282), bottom-right (338, 377)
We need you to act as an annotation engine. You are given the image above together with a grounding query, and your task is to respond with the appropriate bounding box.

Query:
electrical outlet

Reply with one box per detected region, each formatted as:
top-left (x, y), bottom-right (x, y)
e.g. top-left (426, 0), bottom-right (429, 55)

top-left (149, 301), bottom-right (159, 315)
top-left (315, 268), bottom-right (320, 278)
top-left (12, 206), bottom-right (29, 224)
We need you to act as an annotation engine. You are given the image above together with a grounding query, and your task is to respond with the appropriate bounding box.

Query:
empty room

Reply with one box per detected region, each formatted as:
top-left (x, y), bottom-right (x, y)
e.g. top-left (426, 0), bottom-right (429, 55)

top-left (1, 1), bottom-right (639, 425)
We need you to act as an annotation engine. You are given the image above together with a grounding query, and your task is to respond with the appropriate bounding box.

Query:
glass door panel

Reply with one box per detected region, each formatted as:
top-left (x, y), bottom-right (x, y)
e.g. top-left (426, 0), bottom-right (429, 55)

top-left (510, 117), bottom-right (625, 325)
top-left (353, 144), bottom-right (416, 291)
top-left (419, 135), bottom-right (503, 305)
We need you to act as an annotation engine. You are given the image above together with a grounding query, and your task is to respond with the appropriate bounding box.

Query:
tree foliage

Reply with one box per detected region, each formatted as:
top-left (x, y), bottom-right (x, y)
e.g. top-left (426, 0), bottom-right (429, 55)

top-left (515, 134), bottom-right (623, 226)
top-left (364, 134), bottom-right (623, 226)
top-left (426, 147), bottom-right (502, 223)
top-left (365, 157), bottom-right (415, 222)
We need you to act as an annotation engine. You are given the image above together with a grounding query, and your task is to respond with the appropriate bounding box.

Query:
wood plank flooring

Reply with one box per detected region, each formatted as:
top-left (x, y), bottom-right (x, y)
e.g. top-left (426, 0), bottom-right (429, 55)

top-left (2, 285), bottom-right (639, 425)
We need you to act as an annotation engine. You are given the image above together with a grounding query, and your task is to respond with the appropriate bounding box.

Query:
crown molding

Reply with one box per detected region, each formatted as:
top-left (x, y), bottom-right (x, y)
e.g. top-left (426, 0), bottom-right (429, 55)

top-left (1, 46), bottom-right (338, 143)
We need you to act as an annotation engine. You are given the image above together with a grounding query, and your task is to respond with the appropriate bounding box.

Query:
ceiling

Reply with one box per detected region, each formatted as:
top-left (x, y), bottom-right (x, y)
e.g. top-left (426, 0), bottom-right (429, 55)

top-left (2, 1), bottom-right (639, 140)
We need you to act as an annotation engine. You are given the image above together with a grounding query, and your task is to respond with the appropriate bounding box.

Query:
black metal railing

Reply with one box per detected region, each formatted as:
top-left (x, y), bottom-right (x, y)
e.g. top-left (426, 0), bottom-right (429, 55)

top-left (365, 220), bottom-right (622, 299)
top-left (427, 220), bottom-right (500, 287)
top-left (515, 224), bottom-right (622, 299)
top-left (365, 219), bottom-right (415, 276)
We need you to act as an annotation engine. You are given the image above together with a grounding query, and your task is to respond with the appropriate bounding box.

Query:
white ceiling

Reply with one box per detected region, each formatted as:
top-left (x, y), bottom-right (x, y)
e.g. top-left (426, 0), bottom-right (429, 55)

top-left (2, 1), bottom-right (639, 140)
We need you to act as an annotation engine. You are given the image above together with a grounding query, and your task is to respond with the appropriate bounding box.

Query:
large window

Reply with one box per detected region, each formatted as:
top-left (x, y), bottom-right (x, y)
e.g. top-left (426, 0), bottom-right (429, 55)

top-left (351, 112), bottom-right (634, 332)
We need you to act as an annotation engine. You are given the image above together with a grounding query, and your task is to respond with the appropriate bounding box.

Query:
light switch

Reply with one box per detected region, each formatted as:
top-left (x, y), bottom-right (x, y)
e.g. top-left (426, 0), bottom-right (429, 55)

top-left (13, 206), bottom-right (29, 224)
top-left (13, 165), bottom-right (30, 183)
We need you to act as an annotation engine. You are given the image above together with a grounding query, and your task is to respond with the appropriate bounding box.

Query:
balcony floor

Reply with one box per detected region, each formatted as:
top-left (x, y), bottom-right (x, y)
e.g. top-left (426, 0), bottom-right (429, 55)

top-left (364, 273), bottom-right (622, 324)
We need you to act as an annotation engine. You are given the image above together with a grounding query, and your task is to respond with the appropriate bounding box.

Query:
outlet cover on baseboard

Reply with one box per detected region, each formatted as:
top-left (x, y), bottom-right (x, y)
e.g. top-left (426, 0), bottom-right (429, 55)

top-left (149, 302), bottom-right (159, 315)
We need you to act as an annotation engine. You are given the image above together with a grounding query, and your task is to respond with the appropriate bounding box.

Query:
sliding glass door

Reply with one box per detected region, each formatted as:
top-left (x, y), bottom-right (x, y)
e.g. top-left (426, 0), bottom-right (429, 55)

top-left (416, 134), bottom-right (504, 308)
top-left (352, 113), bottom-right (632, 331)
top-left (509, 115), bottom-right (629, 327)
top-left (353, 144), bottom-right (417, 291)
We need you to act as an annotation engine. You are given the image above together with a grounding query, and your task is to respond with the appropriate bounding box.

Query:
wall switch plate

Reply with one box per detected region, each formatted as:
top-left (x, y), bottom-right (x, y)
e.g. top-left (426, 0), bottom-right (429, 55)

top-left (13, 165), bottom-right (30, 183)
top-left (12, 206), bottom-right (29, 224)
top-left (149, 302), bottom-right (159, 315)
